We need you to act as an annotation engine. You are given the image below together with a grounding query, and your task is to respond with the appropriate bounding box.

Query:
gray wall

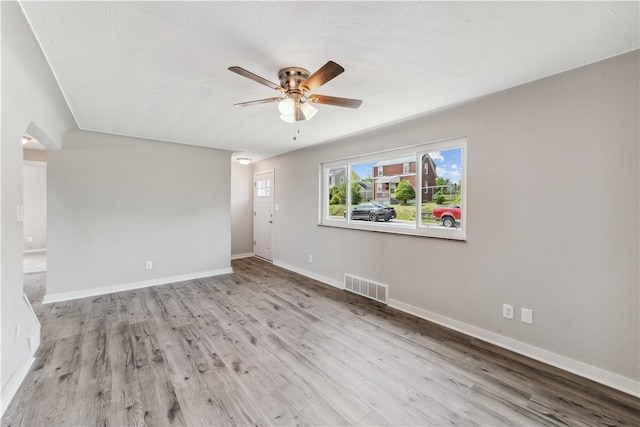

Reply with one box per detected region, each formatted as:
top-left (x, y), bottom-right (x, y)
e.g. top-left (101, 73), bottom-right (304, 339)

top-left (253, 51), bottom-right (639, 391)
top-left (230, 161), bottom-right (254, 258)
top-left (1, 0), bottom-right (77, 409)
top-left (46, 130), bottom-right (232, 298)
top-left (23, 163), bottom-right (47, 252)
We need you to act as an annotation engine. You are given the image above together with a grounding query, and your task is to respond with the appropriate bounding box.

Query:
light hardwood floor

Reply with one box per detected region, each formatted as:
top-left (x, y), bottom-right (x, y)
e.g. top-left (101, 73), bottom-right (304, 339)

top-left (3, 257), bottom-right (639, 426)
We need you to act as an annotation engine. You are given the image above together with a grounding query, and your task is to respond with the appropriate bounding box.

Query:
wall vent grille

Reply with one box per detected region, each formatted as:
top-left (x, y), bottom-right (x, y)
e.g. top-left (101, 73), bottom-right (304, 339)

top-left (344, 274), bottom-right (388, 304)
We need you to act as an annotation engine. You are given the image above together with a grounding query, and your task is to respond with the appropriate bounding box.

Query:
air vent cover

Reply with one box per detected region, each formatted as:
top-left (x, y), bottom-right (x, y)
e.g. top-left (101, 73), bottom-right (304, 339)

top-left (344, 274), bottom-right (388, 304)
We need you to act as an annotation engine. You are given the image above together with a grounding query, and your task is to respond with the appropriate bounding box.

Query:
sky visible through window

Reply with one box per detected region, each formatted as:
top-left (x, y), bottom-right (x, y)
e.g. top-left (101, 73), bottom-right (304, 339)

top-left (351, 149), bottom-right (462, 183)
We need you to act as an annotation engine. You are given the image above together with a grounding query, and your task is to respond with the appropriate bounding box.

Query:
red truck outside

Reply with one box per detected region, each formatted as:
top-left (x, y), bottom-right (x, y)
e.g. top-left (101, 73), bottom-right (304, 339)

top-left (431, 205), bottom-right (461, 227)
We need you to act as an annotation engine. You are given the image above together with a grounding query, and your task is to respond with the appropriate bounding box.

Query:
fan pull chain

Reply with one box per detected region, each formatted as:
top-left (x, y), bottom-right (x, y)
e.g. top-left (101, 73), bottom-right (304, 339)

top-left (293, 121), bottom-right (300, 141)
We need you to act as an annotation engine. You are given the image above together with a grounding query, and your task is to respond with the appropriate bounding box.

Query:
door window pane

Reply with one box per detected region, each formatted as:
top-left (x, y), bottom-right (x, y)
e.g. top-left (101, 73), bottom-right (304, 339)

top-left (256, 179), bottom-right (271, 197)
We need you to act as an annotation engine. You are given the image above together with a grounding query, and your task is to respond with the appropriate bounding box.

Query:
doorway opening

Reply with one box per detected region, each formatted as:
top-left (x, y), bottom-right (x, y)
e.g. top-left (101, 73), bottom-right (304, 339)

top-left (22, 133), bottom-right (47, 275)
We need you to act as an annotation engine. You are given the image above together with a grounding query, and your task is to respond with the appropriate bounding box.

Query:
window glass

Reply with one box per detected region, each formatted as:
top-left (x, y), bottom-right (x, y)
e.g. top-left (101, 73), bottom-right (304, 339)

top-left (326, 166), bottom-right (347, 220)
top-left (349, 161), bottom-right (375, 219)
top-left (420, 147), bottom-right (463, 230)
top-left (256, 178), bottom-right (271, 197)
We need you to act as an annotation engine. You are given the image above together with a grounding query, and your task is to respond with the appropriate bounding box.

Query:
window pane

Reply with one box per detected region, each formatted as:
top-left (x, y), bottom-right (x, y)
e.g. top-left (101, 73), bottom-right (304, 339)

top-left (350, 156), bottom-right (417, 225)
top-left (349, 161), bottom-right (374, 220)
top-left (420, 147), bottom-right (463, 230)
top-left (372, 155), bottom-right (416, 205)
top-left (256, 178), bottom-right (271, 197)
top-left (327, 166), bottom-right (347, 219)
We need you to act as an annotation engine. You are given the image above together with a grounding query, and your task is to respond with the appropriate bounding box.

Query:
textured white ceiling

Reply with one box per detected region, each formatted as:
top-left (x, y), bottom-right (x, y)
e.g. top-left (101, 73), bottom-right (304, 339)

top-left (20, 1), bottom-right (639, 161)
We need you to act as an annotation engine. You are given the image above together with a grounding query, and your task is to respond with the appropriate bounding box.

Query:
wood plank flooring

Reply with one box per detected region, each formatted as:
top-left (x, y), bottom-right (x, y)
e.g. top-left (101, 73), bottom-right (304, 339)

top-left (3, 257), bottom-right (639, 426)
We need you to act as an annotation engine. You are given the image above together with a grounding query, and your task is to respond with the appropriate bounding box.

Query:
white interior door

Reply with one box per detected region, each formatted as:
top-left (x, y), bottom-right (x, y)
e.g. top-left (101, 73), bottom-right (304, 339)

top-left (254, 170), bottom-right (274, 261)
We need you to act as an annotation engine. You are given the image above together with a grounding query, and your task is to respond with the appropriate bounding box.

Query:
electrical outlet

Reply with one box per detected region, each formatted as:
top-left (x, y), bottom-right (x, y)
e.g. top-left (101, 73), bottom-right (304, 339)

top-left (308, 255), bottom-right (313, 263)
top-left (145, 261), bottom-right (153, 270)
top-left (502, 304), bottom-right (514, 320)
top-left (521, 308), bottom-right (534, 324)
top-left (26, 236), bottom-right (33, 242)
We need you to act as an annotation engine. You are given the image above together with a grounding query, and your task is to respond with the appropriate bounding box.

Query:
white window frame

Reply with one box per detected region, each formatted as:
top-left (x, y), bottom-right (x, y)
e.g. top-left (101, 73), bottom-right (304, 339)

top-left (319, 137), bottom-right (467, 240)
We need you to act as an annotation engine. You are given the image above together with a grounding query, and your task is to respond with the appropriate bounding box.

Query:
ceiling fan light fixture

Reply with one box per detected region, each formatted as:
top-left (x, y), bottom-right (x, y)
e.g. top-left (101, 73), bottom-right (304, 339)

top-left (300, 101), bottom-right (318, 121)
top-left (278, 97), bottom-right (295, 115)
top-left (280, 112), bottom-right (296, 123)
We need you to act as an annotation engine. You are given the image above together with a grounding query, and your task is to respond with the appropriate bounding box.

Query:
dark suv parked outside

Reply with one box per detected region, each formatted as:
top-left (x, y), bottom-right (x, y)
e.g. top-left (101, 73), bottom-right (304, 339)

top-left (348, 203), bottom-right (397, 222)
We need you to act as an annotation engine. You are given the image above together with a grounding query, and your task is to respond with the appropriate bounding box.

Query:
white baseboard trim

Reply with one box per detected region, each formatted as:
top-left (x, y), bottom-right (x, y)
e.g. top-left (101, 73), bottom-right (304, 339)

top-left (23, 293), bottom-right (41, 329)
top-left (389, 299), bottom-right (640, 398)
top-left (273, 259), bottom-right (344, 290)
top-left (2, 295), bottom-right (42, 416)
top-left (42, 267), bottom-right (233, 304)
top-left (1, 355), bottom-right (36, 417)
top-left (231, 252), bottom-right (254, 260)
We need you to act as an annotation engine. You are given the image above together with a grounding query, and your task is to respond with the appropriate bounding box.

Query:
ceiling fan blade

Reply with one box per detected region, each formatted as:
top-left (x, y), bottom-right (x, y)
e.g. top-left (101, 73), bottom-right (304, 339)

top-left (308, 94), bottom-right (362, 109)
top-left (300, 61), bottom-right (344, 92)
top-left (228, 66), bottom-right (285, 92)
top-left (233, 97), bottom-right (284, 108)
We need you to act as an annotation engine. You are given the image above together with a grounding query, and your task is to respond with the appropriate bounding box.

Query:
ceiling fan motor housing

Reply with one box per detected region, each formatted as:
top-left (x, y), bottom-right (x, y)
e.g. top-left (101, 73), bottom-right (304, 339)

top-left (278, 67), bottom-right (310, 94)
